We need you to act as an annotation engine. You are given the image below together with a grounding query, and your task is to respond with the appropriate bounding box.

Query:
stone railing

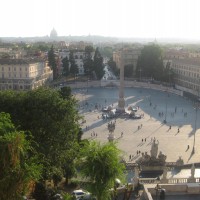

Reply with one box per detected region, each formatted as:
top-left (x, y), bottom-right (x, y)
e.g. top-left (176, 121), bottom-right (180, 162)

top-left (139, 177), bottom-right (200, 184)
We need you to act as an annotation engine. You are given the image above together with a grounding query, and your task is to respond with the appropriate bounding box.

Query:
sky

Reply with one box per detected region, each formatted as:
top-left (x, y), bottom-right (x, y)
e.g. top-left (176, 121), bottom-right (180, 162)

top-left (1, 0), bottom-right (200, 39)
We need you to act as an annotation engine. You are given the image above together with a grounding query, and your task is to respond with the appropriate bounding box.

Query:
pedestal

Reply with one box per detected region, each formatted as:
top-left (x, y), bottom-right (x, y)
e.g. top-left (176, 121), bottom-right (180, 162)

top-left (108, 133), bottom-right (115, 142)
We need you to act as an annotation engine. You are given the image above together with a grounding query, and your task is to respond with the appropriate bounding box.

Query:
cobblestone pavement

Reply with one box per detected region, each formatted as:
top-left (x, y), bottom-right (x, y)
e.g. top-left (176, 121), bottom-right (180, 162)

top-left (74, 87), bottom-right (200, 165)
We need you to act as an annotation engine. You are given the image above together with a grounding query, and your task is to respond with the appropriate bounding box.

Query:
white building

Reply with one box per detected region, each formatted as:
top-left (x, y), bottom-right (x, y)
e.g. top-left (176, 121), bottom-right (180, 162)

top-left (58, 50), bottom-right (86, 75)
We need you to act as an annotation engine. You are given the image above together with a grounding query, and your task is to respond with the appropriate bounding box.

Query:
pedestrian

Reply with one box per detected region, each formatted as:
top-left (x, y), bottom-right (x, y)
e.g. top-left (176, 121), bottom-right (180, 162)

top-left (121, 132), bottom-right (123, 137)
top-left (138, 126), bottom-right (140, 130)
top-left (178, 128), bottom-right (180, 133)
top-left (169, 125), bottom-right (171, 130)
top-left (129, 155), bottom-right (131, 160)
top-left (142, 139), bottom-right (143, 142)
top-left (139, 151), bottom-right (141, 154)
top-left (145, 138), bottom-right (146, 142)
top-left (187, 145), bottom-right (190, 149)
top-left (96, 133), bottom-right (97, 137)
top-left (141, 124), bottom-right (143, 128)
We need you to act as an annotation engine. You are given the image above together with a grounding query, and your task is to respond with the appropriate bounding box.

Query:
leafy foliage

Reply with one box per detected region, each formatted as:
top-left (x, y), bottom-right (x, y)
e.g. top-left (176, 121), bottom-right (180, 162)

top-left (0, 112), bottom-right (42, 200)
top-left (0, 87), bottom-right (81, 181)
top-left (83, 46), bottom-right (94, 77)
top-left (79, 141), bottom-right (125, 200)
top-left (48, 45), bottom-right (58, 80)
top-left (93, 47), bottom-right (104, 79)
top-left (107, 58), bottom-right (119, 76)
top-left (62, 56), bottom-right (70, 76)
top-left (124, 64), bottom-right (134, 78)
top-left (69, 50), bottom-right (79, 76)
top-left (136, 44), bottom-right (164, 81)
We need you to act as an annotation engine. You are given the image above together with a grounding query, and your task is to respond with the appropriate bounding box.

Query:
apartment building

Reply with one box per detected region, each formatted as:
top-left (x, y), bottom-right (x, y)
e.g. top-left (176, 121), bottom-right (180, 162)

top-left (171, 58), bottom-right (200, 97)
top-left (113, 48), bottom-right (141, 75)
top-left (0, 58), bottom-right (53, 90)
top-left (58, 49), bottom-right (94, 75)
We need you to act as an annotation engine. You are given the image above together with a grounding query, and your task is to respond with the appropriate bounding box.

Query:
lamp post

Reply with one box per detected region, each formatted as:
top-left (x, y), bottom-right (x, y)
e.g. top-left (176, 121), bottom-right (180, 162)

top-left (164, 90), bottom-right (168, 124)
top-left (192, 103), bottom-right (199, 154)
top-left (139, 68), bottom-right (142, 82)
top-left (155, 184), bottom-right (161, 200)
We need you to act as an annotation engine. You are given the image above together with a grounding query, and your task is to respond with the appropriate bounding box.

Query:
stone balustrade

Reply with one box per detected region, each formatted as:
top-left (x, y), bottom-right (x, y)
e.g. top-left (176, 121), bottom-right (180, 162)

top-left (139, 177), bottom-right (200, 184)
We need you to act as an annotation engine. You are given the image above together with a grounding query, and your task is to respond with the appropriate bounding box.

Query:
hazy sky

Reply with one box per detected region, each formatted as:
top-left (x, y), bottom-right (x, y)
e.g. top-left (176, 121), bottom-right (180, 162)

top-left (1, 0), bottom-right (200, 39)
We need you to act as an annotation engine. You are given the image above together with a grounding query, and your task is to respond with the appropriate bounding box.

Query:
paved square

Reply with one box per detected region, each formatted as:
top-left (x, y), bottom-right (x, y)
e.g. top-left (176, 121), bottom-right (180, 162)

top-left (74, 87), bottom-right (200, 165)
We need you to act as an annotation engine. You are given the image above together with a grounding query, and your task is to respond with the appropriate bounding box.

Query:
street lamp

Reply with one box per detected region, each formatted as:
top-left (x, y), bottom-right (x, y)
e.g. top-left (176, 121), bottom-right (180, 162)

top-left (164, 90), bottom-right (168, 124)
top-left (139, 68), bottom-right (142, 82)
top-left (192, 103), bottom-right (199, 154)
top-left (155, 184), bottom-right (161, 200)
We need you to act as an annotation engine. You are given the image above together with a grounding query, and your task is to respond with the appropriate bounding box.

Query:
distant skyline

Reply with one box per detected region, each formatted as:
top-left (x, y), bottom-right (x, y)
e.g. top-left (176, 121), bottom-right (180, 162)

top-left (1, 0), bottom-right (200, 40)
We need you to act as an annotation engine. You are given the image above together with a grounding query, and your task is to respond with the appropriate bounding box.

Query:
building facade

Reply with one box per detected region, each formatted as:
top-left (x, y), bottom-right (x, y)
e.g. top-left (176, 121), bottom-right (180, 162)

top-left (0, 58), bottom-right (53, 90)
top-left (58, 49), bottom-right (93, 75)
top-left (113, 48), bottom-right (141, 75)
top-left (171, 58), bottom-right (200, 97)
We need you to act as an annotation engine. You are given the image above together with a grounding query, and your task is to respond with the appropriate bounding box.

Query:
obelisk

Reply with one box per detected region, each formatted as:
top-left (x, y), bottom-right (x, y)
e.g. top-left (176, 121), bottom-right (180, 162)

top-left (118, 65), bottom-right (125, 112)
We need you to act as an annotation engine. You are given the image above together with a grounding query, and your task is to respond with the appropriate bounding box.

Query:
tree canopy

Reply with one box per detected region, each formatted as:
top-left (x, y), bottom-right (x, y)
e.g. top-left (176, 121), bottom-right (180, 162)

top-left (83, 46), bottom-right (104, 79)
top-left (48, 45), bottom-right (58, 80)
top-left (0, 87), bottom-right (81, 180)
top-left (93, 47), bottom-right (104, 79)
top-left (0, 112), bottom-right (42, 200)
top-left (69, 50), bottom-right (79, 76)
top-left (136, 44), bottom-right (164, 81)
top-left (62, 56), bottom-right (70, 76)
top-left (79, 141), bottom-right (125, 200)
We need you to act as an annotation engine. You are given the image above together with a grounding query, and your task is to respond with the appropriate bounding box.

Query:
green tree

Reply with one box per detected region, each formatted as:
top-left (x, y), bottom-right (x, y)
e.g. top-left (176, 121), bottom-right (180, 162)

top-left (48, 45), bottom-right (58, 80)
top-left (79, 141), bottom-right (125, 200)
top-left (124, 64), bottom-right (134, 78)
top-left (93, 47), bottom-right (104, 79)
top-left (107, 58), bottom-right (119, 76)
top-left (62, 56), bottom-right (70, 76)
top-left (84, 46), bottom-right (94, 77)
top-left (59, 86), bottom-right (72, 100)
top-left (69, 50), bottom-right (79, 77)
top-left (0, 88), bottom-right (81, 181)
top-left (0, 112), bottom-right (42, 200)
top-left (136, 44), bottom-right (164, 81)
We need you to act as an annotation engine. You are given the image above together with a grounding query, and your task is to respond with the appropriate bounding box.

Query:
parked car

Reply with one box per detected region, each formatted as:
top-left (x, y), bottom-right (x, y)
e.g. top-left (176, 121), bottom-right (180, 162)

top-left (71, 189), bottom-right (91, 200)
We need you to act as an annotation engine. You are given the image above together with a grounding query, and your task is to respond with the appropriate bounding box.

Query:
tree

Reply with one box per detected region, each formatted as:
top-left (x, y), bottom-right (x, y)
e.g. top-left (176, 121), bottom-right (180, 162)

top-left (93, 47), bottom-right (104, 79)
top-left (124, 64), bottom-right (134, 78)
top-left (136, 44), bottom-right (164, 81)
top-left (0, 88), bottom-right (81, 181)
top-left (59, 86), bottom-right (72, 100)
top-left (62, 56), bottom-right (70, 76)
top-left (107, 58), bottom-right (119, 76)
top-left (69, 50), bottom-right (79, 77)
top-left (48, 45), bottom-right (58, 80)
top-left (79, 141), bottom-right (125, 200)
top-left (84, 46), bottom-right (94, 77)
top-left (0, 112), bottom-right (42, 200)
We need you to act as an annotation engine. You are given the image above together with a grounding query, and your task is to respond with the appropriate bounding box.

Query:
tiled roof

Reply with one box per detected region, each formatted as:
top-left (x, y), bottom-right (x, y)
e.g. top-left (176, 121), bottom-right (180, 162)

top-left (0, 58), bottom-right (45, 65)
top-left (172, 58), bottom-right (200, 66)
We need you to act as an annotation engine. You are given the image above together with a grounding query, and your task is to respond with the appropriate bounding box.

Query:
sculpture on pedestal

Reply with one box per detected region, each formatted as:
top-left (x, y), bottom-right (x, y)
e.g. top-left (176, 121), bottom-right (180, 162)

top-left (136, 139), bottom-right (167, 167)
top-left (107, 121), bottom-right (116, 142)
top-left (150, 139), bottom-right (159, 158)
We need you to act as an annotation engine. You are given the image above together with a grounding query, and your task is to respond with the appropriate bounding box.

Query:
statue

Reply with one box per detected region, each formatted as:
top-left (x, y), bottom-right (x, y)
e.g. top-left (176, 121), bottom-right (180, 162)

top-left (176, 156), bottom-right (184, 166)
top-left (158, 151), bottom-right (167, 163)
top-left (191, 163), bottom-right (195, 178)
top-left (150, 139), bottom-right (159, 158)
